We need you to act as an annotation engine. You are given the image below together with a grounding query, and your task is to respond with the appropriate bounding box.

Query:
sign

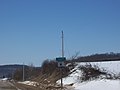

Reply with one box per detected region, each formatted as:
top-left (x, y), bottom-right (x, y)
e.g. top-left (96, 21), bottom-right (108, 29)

top-left (58, 62), bottom-right (65, 67)
top-left (56, 57), bottom-right (66, 62)
top-left (56, 57), bottom-right (66, 68)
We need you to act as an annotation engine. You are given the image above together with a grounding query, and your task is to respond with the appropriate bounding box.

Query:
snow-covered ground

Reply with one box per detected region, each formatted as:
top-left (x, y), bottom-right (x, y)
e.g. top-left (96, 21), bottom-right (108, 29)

top-left (18, 81), bottom-right (39, 87)
top-left (90, 61), bottom-right (120, 75)
top-left (0, 78), bottom-right (9, 82)
top-left (57, 61), bottom-right (120, 90)
top-left (18, 61), bottom-right (120, 90)
top-left (74, 79), bottom-right (120, 90)
top-left (0, 78), bottom-right (8, 81)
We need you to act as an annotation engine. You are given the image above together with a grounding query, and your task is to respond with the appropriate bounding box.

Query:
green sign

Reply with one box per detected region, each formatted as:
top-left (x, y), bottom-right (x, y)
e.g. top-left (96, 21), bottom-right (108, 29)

top-left (56, 57), bottom-right (66, 62)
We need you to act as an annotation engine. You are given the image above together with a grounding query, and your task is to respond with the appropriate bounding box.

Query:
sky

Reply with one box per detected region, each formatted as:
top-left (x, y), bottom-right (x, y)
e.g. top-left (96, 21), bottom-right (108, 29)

top-left (0, 0), bottom-right (120, 66)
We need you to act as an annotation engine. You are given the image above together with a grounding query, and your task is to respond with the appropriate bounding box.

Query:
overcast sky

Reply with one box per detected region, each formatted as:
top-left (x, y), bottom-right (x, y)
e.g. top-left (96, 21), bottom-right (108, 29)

top-left (0, 0), bottom-right (120, 66)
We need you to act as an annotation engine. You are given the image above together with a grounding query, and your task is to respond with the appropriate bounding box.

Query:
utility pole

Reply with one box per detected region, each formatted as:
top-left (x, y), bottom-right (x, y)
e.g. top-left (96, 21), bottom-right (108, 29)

top-left (61, 31), bottom-right (64, 88)
top-left (62, 30), bottom-right (64, 57)
top-left (23, 62), bottom-right (25, 81)
top-left (56, 31), bottom-right (66, 89)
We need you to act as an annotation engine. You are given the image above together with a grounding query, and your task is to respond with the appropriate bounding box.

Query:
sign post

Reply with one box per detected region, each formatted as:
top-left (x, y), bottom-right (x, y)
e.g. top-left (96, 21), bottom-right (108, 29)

top-left (56, 57), bottom-right (66, 67)
top-left (56, 57), bottom-right (66, 89)
top-left (56, 31), bottom-right (66, 89)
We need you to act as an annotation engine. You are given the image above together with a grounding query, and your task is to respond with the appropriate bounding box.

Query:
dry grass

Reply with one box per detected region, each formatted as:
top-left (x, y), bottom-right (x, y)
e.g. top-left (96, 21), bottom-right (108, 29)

top-left (13, 82), bottom-right (44, 90)
top-left (1, 86), bottom-right (16, 90)
top-left (12, 81), bottom-right (69, 90)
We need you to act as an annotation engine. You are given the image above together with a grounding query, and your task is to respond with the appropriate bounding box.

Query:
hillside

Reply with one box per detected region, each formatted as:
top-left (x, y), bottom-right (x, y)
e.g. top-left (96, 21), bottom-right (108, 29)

top-left (0, 52), bottom-right (120, 90)
top-left (16, 52), bottom-right (120, 82)
top-left (0, 64), bottom-right (27, 78)
top-left (57, 61), bottom-right (120, 90)
top-left (17, 53), bottom-right (120, 90)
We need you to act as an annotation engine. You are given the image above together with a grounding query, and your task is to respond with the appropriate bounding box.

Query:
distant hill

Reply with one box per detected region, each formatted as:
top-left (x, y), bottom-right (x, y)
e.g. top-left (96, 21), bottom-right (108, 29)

top-left (74, 52), bottom-right (120, 62)
top-left (0, 64), bottom-right (25, 78)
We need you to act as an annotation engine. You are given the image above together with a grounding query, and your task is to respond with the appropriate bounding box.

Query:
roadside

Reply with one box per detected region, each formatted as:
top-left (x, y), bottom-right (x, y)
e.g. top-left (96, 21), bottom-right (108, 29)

top-left (0, 80), bottom-right (16, 90)
top-left (12, 81), bottom-right (43, 90)
top-left (11, 80), bottom-right (75, 90)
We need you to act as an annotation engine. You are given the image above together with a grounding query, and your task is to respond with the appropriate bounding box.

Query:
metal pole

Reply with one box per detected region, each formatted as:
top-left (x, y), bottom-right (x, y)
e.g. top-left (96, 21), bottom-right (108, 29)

top-left (62, 31), bottom-right (64, 57)
top-left (23, 63), bottom-right (25, 81)
top-left (60, 68), bottom-right (63, 89)
top-left (61, 31), bottom-right (64, 89)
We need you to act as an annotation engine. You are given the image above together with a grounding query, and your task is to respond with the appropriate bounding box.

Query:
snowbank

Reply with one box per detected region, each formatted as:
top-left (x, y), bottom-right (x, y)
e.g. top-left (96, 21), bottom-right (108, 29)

top-left (57, 63), bottom-right (82, 85)
top-left (0, 78), bottom-right (8, 81)
top-left (18, 81), bottom-right (39, 87)
top-left (57, 61), bottom-right (120, 90)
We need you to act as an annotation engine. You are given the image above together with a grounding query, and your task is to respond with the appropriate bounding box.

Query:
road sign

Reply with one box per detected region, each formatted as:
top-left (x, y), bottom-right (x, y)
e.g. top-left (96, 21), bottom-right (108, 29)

top-left (58, 62), bottom-right (65, 67)
top-left (56, 57), bottom-right (66, 62)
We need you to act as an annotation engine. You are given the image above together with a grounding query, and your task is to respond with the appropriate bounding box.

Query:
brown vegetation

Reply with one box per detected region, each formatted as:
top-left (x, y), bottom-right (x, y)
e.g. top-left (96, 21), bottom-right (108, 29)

top-left (12, 52), bottom-right (120, 89)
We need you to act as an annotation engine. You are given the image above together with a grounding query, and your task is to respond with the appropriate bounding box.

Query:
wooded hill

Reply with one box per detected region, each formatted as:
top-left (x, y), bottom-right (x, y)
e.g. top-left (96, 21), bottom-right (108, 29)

top-left (73, 52), bottom-right (120, 62)
top-left (0, 65), bottom-right (24, 78)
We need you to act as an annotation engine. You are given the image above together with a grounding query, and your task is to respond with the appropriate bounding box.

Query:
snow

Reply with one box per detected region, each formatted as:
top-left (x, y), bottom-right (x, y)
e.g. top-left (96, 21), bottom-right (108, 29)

top-left (57, 61), bottom-right (120, 90)
top-left (18, 81), bottom-right (39, 87)
top-left (90, 61), bottom-right (120, 75)
top-left (0, 78), bottom-right (8, 81)
top-left (62, 64), bottom-right (82, 85)
top-left (74, 79), bottom-right (120, 90)
top-left (18, 61), bottom-right (120, 90)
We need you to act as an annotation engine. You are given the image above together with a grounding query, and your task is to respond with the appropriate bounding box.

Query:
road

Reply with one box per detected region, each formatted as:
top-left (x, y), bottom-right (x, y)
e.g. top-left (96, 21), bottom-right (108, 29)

top-left (0, 80), bottom-right (17, 90)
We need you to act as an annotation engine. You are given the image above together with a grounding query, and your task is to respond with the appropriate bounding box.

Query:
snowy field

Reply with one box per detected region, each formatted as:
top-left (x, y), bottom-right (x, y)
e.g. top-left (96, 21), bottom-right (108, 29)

top-left (18, 81), bottom-right (39, 87)
top-left (74, 79), bottom-right (120, 90)
top-left (19, 61), bottom-right (120, 90)
top-left (58, 61), bottom-right (120, 90)
top-left (89, 61), bottom-right (120, 75)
